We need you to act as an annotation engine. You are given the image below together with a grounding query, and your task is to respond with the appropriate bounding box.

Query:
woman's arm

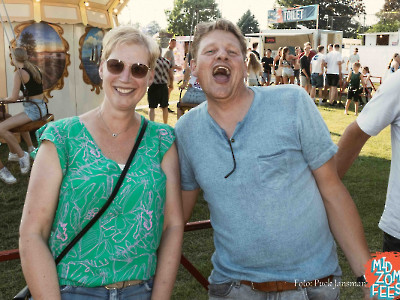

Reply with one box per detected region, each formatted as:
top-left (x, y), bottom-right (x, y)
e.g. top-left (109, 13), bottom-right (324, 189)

top-left (19, 140), bottom-right (63, 300)
top-left (152, 143), bottom-right (184, 300)
top-left (3, 72), bottom-right (23, 101)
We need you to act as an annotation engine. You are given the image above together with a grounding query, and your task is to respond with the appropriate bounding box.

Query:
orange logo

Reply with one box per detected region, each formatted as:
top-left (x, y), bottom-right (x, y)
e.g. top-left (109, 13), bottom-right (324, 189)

top-left (365, 252), bottom-right (400, 299)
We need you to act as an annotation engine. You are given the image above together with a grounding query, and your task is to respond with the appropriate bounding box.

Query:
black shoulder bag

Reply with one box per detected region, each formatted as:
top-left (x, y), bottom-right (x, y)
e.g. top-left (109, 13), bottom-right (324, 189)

top-left (14, 118), bottom-right (148, 300)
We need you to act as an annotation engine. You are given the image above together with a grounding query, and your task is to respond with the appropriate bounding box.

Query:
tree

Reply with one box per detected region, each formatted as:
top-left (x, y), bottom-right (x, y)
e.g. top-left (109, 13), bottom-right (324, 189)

top-left (273, 0), bottom-right (366, 38)
top-left (369, 0), bottom-right (400, 32)
top-left (165, 0), bottom-right (221, 36)
top-left (237, 10), bottom-right (260, 35)
top-left (143, 21), bottom-right (161, 36)
top-left (18, 32), bottom-right (36, 57)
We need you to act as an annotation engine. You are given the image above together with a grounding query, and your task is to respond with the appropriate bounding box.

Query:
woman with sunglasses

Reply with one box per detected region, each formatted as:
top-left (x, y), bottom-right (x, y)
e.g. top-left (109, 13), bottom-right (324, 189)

top-left (19, 26), bottom-right (184, 300)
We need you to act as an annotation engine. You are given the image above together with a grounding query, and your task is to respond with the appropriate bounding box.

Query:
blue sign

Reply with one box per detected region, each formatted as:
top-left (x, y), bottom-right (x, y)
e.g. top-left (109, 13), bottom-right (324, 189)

top-left (268, 5), bottom-right (319, 24)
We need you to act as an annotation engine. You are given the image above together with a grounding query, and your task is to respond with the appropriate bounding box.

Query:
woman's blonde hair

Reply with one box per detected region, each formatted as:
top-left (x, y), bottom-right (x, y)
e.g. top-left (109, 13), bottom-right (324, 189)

top-left (388, 53), bottom-right (399, 70)
top-left (14, 47), bottom-right (41, 84)
top-left (101, 26), bottom-right (159, 70)
top-left (247, 52), bottom-right (261, 73)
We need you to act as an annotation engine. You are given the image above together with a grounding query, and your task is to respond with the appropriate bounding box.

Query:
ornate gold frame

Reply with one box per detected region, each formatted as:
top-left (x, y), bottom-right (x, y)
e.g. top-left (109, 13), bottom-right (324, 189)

top-left (12, 21), bottom-right (71, 100)
top-left (78, 26), bottom-right (105, 94)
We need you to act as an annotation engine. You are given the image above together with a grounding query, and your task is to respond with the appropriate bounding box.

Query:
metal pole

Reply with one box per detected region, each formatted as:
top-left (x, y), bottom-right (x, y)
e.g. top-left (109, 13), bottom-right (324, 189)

top-left (316, 4), bottom-right (319, 30)
top-left (0, 0), bottom-right (27, 94)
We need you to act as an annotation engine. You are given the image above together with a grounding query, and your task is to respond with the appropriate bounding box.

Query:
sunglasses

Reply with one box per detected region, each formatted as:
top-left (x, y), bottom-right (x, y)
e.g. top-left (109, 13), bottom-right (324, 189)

top-left (106, 59), bottom-right (150, 78)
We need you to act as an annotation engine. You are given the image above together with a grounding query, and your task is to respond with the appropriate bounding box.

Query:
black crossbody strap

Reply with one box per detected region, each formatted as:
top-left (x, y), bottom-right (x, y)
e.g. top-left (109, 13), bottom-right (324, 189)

top-left (55, 118), bottom-right (148, 265)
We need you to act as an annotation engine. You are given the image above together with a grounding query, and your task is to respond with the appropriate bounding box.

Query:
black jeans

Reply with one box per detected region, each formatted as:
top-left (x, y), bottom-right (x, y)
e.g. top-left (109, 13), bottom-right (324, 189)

top-left (383, 232), bottom-right (400, 251)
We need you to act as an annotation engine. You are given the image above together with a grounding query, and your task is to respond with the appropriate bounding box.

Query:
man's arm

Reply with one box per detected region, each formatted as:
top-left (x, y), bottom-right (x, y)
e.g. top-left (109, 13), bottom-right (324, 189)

top-left (335, 121), bottom-right (371, 178)
top-left (313, 157), bottom-right (373, 299)
top-left (182, 189), bottom-right (200, 223)
top-left (313, 157), bottom-right (371, 275)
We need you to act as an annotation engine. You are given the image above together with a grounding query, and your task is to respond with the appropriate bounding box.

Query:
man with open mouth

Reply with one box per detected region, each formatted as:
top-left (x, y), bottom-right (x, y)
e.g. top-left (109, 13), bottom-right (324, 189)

top-left (175, 19), bottom-right (374, 300)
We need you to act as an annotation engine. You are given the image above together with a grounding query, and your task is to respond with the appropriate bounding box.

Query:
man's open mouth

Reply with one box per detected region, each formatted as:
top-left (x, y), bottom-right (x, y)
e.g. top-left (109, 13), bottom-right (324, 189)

top-left (213, 66), bottom-right (231, 83)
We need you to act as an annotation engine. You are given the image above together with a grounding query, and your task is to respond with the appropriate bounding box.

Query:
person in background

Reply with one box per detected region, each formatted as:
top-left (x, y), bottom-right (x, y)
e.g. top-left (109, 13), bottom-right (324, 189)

top-left (344, 62), bottom-right (367, 116)
top-left (310, 45), bottom-right (326, 105)
top-left (336, 70), bottom-right (400, 252)
top-left (273, 47), bottom-right (283, 85)
top-left (163, 38), bottom-right (182, 113)
top-left (261, 49), bottom-right (274, 86)
top-left (247, 52), bottom-right (262, 86)
top-left (326, 44), bottom-right (342, 106)
top-left (388, 52), bottom-right (400, 73)
top-left (251, 42), bottom-right (260, 60)
top-left (347, 48), bottom-right (360, 72)
top-left (148, 46), bottom-right (173, 124)
top-left (0, 47), bottom-right (46, 184)
top-left (293, 46), bottom-right (301, 85)
top-left (299, 44), bottom-right (311, 93)
top-left (280, 47), bottom-right (296, 84)
top-left (19, 26), bottom-right (183, 300)
top-left (176, 18), bottom-right (374, 300)
top-left (361, 66), bottom-right (373, 103)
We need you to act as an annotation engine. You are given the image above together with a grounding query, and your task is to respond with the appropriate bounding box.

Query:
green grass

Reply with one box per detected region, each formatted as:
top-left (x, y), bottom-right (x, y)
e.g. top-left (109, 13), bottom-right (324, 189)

top-left (0, 90), bottom-right (390, 300)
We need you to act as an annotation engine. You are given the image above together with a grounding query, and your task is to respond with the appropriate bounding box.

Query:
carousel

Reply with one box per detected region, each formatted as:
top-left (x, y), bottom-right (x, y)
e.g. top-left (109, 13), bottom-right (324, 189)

top-left (0, 0), bottom-right (128, 120)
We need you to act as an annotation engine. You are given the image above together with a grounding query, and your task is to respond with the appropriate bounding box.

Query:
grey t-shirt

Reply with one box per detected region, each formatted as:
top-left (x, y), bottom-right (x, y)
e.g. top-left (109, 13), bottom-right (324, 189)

top-left (175, 85), bottom-right (341, 283)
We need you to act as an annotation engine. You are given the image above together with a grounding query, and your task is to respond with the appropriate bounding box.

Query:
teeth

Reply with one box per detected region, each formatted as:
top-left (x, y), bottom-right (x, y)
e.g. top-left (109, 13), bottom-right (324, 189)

top-left (116, 87), bottom-right (134, 94)
top-left (213, 66), bottom-right (230, 75)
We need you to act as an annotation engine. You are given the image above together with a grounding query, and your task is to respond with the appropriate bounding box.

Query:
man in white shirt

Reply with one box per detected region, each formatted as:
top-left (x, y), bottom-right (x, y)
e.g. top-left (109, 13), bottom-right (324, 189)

top-left (310, 45), bottom-right (326, 105)
top-left (325, 44), bottom-right (342, 105)
top-left (336, 70), bottom-right (400, 252)
top-left (347, 48), bottom-right (360, 72)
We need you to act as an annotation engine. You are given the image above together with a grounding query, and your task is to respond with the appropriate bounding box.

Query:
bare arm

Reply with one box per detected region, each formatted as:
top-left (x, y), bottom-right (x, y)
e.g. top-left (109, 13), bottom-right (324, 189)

top-left (313, 157), bottom-right (374, 299)
top-left (4, 72), bottom-right (23, 101)
top-left (152, 143), bottom-right (184, 300)
top-left (335, 121), bottom-right (370, 178)
top-left (19, 141), bottom-right (63, 300)
top-left (182, 189), bottom-right (200, 223)
top-left (313, 158), bottom-right (371, 274)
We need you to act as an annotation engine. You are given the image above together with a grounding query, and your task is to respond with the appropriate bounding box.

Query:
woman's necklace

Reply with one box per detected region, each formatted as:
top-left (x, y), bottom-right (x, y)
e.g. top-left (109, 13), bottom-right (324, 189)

top-left (98, 108), bottom-right (131, 138)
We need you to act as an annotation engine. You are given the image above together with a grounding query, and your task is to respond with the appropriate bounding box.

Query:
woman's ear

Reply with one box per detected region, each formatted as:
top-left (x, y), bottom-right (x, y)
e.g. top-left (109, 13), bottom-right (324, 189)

top-left (98, 61), bottom-right (104, 80)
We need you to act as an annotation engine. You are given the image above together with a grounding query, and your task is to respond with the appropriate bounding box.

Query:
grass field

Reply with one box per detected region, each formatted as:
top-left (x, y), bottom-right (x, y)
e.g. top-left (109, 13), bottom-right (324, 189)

top-left (0, 88), bottom-right (390, 300)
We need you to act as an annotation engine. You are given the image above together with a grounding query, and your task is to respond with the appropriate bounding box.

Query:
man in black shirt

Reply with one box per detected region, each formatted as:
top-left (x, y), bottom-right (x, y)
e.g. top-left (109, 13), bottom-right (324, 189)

top-left (261, 49), bottom-right (274, 86)
top-left (300, 44), bottom-right (312, 93)
top-left (251, 42), bottom-right (260, 60)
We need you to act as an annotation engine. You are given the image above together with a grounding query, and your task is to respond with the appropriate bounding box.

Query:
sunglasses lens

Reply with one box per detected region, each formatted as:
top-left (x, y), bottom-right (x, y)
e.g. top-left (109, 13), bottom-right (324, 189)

top-left (131, 64), bottom-right (149, 78)
top-left (107, 59), bottom-right (124, 74)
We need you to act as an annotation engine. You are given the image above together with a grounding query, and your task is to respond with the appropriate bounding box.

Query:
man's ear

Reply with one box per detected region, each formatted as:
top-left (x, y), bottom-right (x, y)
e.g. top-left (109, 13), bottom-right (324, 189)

top-left (191, 59), bottom-right (198, 77)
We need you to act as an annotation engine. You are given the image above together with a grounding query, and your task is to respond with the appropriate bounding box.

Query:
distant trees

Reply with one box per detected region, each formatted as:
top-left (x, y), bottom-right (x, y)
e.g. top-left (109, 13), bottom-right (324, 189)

top-left (237, 10), bottom-right (260, 34)
top-left (165, 0), bottom-right (221, 36)
top-left (368, 0), bottom-right (400, 32)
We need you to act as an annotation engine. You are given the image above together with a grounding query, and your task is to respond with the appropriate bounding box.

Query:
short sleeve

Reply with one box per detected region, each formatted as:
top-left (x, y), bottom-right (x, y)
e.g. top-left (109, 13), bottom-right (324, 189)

top-left (357, 71), bottom-right (400, 136)
top-left (33, 121), bottom-right (68, 175)
top-left (156, 124), bottom-right (175, 158)
top-left (175, 120), bottom-right (200, 191)
top-left (296, 88), bottom-right (338, 170)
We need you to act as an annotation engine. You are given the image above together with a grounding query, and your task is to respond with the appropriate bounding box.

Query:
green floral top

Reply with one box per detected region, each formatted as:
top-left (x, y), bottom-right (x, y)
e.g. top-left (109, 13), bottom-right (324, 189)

top-left (34, 116), bottom-right (175, 287)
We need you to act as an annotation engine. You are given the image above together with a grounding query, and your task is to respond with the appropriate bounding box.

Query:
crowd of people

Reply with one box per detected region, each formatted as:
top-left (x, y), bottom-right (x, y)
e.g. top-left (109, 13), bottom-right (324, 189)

top-left (244, 43), bottom-right (396, 117)
top-left (1, 16), bottom-right (400, 300)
